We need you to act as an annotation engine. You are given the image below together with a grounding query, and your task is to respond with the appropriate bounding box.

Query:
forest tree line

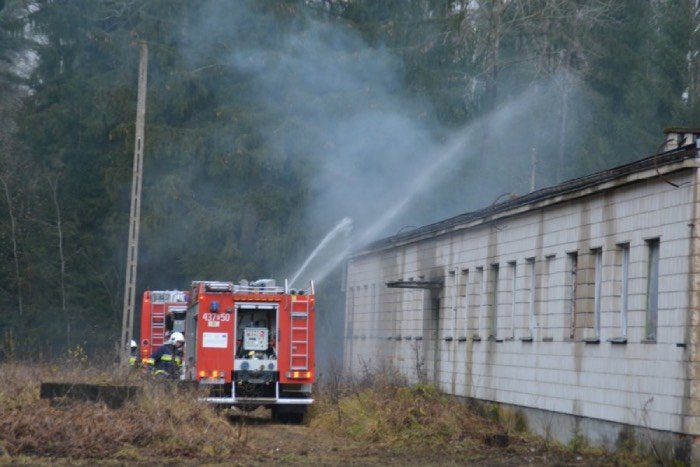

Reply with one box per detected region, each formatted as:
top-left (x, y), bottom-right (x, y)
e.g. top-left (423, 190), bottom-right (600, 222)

top-left (0, 0), bottom-right (698, 359)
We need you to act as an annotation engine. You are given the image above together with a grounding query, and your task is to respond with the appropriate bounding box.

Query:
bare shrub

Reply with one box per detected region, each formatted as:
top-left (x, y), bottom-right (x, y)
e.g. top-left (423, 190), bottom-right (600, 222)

top-left (410, 341), bottom-right (427, 384)
top-left (315, 356), bottom-right (346, 425)
top-left (498, 407), bottom-right (528, 434)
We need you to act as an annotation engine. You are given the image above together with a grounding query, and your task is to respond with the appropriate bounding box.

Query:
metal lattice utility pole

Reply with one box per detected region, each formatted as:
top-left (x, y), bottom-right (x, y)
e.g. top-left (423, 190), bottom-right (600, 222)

top-left (120, 43), bottom-right (148, 366)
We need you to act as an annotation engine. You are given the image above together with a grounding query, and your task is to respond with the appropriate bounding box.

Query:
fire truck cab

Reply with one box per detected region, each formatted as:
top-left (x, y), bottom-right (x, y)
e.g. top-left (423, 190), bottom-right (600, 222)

top-left (184, 279), bottom-right (314, 422)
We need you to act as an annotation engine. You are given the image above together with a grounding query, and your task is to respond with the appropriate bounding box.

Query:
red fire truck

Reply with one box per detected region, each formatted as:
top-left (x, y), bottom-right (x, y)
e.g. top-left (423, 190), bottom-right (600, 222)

top-left (139, 290), bottom-right (189, 363)
top-left (183, 279), bottom-right (315, 422)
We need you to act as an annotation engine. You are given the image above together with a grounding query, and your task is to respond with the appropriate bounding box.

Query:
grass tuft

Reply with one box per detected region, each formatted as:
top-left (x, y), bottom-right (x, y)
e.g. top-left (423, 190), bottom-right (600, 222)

top-left (312, 370), bottom-right (503, 452)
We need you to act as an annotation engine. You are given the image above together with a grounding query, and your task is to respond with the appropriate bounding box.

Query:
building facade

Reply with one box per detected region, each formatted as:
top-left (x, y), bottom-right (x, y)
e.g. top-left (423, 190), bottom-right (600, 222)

top-left (344, 129), bottom-right (700, 460)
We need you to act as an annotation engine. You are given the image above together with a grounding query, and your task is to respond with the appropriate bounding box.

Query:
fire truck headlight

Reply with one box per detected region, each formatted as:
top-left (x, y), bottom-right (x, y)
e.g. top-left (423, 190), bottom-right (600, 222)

top-left (199, 370), bottom-right (207, 378)
top-left (241, 361), bottom-right (249, 370)
top-left (211, 370), bottom-right (219, 378)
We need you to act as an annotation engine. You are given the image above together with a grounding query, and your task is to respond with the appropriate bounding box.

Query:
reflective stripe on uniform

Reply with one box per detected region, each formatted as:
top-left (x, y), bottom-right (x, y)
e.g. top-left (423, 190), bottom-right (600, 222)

top-left (146, 358), bottom-right (155, 365)
top-left (161, 355), bottom-right (173, 361)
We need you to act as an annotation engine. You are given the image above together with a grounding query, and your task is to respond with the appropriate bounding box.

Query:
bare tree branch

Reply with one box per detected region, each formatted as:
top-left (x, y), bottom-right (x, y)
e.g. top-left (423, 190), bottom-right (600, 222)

top-left (0, 175), bottom-right (22, 316)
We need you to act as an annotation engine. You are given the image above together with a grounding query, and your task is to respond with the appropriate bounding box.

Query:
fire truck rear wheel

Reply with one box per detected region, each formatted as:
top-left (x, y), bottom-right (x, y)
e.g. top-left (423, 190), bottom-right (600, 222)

top-left (270, 406), bottom-right (280, 422)
top-left (240, 404), bottom-right (259, 412)
top-left (271, 406), bottom-right (306, 424)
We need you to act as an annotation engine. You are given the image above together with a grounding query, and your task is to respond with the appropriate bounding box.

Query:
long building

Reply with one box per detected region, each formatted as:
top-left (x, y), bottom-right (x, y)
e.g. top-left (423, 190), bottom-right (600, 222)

top-left (343, 128), bottom-right (700, 462)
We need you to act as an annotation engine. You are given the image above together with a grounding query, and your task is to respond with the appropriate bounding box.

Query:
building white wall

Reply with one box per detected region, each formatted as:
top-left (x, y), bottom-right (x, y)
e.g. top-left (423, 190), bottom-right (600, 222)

top-left (345, 168), bottom-right (696, 435)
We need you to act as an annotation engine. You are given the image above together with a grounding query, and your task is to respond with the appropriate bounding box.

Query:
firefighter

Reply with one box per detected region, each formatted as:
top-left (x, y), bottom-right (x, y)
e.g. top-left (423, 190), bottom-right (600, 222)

top-left (146, 331), bottom-right (184, 379)
top-left (128, 340), bottom-right (139, 368)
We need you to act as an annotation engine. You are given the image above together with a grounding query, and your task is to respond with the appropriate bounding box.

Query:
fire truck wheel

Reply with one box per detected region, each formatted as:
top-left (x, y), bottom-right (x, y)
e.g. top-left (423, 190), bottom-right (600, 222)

top-left (271, 406), bottom-right (305, 424)
top-left (270, 406), bottom-right (281, 422)
top-left (240, 404), bottom-right (259, 412)
top-left (288, 412), bottom-right (305, 424)
top-left (271, 406), bottom-right (289, 423)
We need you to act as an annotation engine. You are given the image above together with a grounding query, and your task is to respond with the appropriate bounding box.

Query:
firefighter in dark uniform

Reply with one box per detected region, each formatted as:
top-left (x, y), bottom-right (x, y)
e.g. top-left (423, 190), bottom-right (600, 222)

top-left (146, 332), bottom-right (184, 379)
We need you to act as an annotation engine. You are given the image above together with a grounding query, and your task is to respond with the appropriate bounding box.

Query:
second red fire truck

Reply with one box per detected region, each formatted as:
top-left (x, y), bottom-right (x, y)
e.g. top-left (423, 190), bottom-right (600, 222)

top-left (139, 289), bottom-right (189, 362)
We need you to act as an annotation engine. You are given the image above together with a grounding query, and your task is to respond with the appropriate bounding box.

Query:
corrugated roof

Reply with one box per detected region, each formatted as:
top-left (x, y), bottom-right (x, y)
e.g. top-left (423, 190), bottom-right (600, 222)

top-left (357, 144), bottom-right (699, 255)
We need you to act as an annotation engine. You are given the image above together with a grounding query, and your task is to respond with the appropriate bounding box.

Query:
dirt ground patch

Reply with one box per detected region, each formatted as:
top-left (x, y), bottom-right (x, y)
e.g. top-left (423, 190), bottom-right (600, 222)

top-left (228, 409), bottom-right (398, 465)
top-left (223, 408), bottom-right (635, 466)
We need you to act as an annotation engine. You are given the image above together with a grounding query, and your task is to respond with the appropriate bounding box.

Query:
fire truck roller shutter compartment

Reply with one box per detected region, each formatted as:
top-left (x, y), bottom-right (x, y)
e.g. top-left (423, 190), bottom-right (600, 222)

top-left (234, 304), bottom-right (278, 377)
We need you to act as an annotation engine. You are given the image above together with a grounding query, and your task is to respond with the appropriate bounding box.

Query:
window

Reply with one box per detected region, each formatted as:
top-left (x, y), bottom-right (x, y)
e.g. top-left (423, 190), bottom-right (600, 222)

top-left (476, 267), bottom-right (484, 336)
top-left (646, 239), bottom-right (660, 340)
top-left (346, 287), bottom-right (356, 371)
top-left (371, 284), bottom-right (378, 339)
top-left (566, 252), bottom-right (578, 339)
top-left (490, 264), bottom-right (499, 338)
top-left (618, 243), bottom-right (630, 338)
top-left (449, 270), bottom-right (458, 338)
top-left (461, 269), bottom-right (469, 339)
top-left (592, 248), bottom-right (602, 339)
top-left (542, 255), bottom-right (555, 333)
top-left (509, 261), bottom-right (517, 339)
top-left (346, 287), bottom-right (355, 338)
top-left (527, 258), bottom-right (537, 336)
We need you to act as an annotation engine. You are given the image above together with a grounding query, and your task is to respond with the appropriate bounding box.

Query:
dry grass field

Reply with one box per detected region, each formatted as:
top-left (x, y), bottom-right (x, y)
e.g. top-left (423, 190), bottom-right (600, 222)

top-left (0, 360), bottom-right (654, 465)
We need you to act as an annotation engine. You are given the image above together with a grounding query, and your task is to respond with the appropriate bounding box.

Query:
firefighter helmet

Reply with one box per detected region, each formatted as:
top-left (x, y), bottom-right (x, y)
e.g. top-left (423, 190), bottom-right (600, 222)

top-left (130, 340), bottom-right (137, 349)
top-left (169, 332), bottom-right (185, 346)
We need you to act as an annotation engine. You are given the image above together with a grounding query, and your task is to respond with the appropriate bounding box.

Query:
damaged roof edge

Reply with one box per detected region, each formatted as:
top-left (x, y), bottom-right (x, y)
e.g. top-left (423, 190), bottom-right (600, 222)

top-left (353, 144), bottom-right (700, 258)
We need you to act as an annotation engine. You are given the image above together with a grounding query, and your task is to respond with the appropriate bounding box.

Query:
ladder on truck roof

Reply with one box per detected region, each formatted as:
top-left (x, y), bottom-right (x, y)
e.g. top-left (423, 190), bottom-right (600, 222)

top-left (147, 290), bottom-right (186, 348)
top-left (289, 294), bottom-right (310, 370)
top-left (150, 303), bottom-right (166, 347)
